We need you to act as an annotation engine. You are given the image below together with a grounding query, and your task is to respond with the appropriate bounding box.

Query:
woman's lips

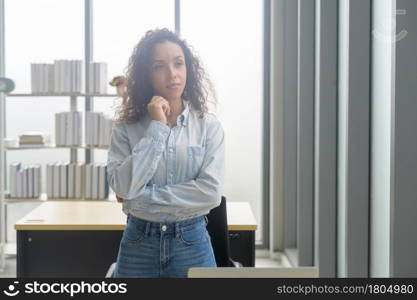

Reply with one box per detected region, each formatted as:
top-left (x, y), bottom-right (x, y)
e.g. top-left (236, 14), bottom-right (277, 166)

top-left (167, 84), bottom-right (181, 89)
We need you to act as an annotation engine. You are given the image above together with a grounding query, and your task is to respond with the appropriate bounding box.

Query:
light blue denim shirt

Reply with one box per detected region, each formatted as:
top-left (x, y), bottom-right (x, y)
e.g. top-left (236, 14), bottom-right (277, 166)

top-left (107, 99), bottom-right (225, 222)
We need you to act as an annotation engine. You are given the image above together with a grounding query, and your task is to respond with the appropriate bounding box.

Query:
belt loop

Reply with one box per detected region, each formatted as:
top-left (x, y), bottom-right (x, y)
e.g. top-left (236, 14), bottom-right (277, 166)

top-left (145, 222), bottom-right (150, 237)
top-left (175, 222), bottom-right (180, 239)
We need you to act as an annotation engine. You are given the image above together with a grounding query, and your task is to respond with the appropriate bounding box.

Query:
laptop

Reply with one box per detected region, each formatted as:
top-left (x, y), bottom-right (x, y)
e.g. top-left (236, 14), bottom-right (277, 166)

top-left (188, 267), bottom-right (318, 278)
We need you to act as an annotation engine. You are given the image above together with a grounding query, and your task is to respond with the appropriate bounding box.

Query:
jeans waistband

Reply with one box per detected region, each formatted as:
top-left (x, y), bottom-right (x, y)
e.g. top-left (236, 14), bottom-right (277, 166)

top-left (126, 214), bottom-right (208, 237)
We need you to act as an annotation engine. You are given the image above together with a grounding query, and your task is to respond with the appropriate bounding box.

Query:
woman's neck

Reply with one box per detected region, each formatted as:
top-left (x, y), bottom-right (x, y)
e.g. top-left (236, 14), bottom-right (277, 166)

top-left (167, 98), bottom-right (184, 127)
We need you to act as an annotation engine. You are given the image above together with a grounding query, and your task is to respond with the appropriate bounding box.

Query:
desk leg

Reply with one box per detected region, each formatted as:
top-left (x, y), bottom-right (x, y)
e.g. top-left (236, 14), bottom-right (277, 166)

top-left (16, 230), bottom-right (26, 278)
top-left (229, 230), bottom-right (255, 267)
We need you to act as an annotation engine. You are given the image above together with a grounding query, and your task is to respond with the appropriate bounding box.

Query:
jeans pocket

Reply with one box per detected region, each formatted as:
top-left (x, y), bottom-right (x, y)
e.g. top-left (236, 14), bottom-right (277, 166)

top-left (179, 222), bottom-right (208, 246)
top-left (122, 218), bottom-right (147, 244)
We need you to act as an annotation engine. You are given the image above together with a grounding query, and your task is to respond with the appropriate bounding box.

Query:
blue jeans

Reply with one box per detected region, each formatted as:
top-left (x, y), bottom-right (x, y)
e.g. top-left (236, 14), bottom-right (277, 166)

top-left (113, 214), bottom-right (217, 278)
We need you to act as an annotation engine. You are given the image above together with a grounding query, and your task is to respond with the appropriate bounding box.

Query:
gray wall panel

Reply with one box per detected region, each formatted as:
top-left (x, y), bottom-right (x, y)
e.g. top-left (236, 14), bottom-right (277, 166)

top-left (314, 0), bottom-right (338, 277)
top-left (283, 0), bottom-right (298, 255)
top-left (338, 0), bottom-right (371, 277)
top-left (297, 0), bottom-right (315, 267)
top-left (391, 0), bottom-right (417, 277)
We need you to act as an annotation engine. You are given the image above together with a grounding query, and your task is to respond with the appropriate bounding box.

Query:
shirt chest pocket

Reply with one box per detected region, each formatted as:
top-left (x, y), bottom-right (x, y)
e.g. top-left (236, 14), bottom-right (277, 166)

top-left (186, 146), bottom-right (205, 179)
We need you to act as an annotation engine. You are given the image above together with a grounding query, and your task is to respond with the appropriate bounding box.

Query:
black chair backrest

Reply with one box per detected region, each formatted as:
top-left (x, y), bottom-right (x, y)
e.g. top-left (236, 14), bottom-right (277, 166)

top-left (206, 196), bottom-right (231, 267)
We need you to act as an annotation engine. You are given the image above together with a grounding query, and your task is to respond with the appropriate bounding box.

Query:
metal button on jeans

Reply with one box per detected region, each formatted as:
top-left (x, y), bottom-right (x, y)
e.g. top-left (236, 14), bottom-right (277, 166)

top-left (162, 225), bottom-right (167, 231)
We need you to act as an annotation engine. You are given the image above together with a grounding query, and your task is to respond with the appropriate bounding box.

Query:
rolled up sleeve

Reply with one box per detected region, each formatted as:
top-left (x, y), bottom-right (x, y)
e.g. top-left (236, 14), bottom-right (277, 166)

top-left (106, 120), bottom-right (170, 199)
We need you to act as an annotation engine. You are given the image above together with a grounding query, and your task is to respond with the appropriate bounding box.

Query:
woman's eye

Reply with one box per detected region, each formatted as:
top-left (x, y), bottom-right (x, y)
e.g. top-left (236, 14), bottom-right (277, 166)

top-left (176, 62), bottom-right (183, 66)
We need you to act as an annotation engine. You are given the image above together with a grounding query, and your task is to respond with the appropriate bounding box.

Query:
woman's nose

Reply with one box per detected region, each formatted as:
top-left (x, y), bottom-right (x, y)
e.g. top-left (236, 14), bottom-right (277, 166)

top-left (167, 65), bottom-right (178, 78)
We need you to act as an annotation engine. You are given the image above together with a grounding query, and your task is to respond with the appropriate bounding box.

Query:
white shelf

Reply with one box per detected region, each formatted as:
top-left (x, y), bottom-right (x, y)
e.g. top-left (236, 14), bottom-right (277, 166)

top-left (6, 93), bottom-right (118, 97)
top-left (5, 192), bottom-right (116, 203)
top-left (6, 144), bottom-right (109, 150)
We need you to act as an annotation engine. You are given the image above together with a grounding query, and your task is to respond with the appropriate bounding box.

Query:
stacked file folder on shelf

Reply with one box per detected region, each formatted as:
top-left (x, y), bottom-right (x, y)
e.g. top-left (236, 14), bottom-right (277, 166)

top-left (46, 162), bottom-right (109, 200)
top-left (9, 163), bottom-right (41, 198)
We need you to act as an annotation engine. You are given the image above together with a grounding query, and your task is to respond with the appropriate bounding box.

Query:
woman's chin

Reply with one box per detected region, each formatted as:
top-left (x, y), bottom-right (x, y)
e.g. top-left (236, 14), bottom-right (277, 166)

top-left (164, 91), bottom-right (183, 100)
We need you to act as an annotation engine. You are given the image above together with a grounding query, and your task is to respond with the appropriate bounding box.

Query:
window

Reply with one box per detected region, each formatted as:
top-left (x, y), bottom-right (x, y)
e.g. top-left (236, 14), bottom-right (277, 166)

top-left (181, 0), bottom-right (264, 243)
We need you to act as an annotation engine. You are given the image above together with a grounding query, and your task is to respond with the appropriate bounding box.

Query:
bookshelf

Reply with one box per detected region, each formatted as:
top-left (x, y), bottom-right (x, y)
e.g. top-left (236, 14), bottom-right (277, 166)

top-left (0, 0), bottom-right (122, 272)
top-left (3, 92), bottom-right (118, 203)
top-left (1, 92), bottom-right (119, 264)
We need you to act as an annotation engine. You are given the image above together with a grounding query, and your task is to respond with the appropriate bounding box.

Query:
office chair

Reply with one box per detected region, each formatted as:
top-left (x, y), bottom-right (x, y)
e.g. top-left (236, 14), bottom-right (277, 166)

top-left (206, 195), bottom-right (242, 268)
top-left (105, 195), bottom-right (242, 277)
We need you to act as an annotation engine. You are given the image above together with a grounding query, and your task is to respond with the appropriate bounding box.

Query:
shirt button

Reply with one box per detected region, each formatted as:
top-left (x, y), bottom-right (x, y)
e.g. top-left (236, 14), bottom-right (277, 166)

top-left (162, 225), bottom-right (167, 231)
top-left (169, 148), bottom-right (173, 152)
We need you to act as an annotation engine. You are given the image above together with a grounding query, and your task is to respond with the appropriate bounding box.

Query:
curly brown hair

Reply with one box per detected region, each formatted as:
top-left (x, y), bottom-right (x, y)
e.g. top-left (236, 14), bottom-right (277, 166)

top-left (114, 28), bottom-right (217, 124)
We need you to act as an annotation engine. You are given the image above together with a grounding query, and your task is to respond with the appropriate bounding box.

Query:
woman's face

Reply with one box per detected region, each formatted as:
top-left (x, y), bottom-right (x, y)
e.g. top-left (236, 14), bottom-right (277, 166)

top-left (149, 41), bottom-right (187, 101)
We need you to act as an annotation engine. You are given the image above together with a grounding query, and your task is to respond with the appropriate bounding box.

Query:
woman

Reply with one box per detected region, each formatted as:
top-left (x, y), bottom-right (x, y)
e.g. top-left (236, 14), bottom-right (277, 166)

top-left (107, 28), bottom-right (225, 278)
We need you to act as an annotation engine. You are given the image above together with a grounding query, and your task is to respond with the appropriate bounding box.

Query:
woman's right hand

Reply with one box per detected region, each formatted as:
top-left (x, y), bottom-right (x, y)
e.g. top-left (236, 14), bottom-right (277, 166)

top-left (147, 96), bottom-right (171, 124)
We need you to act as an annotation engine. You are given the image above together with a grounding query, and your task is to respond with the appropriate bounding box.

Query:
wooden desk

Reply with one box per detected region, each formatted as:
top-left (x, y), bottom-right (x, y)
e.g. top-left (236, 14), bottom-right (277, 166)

top-left (15, 201), bottom-right (257, 277)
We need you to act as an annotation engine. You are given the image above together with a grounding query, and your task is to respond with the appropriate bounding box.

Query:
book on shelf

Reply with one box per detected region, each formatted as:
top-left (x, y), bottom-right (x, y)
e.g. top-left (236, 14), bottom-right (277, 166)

top-left (100, 62), bottom-right (108, 94)
top-left (75, 162), bottom-right (84, 199)
top-left (53, 162), bottom-right (60, 198)
top-left (105, 118), bottom-right (114, 146)
top-left (85, 163), bottom-right (92, 199)
top-left (55, 113), bottom-right (60, 146)
top-left (28, 166), bottom-right (33, 198)
top-left (99, 114), bottom-right (105, 148)
top-left (68, 163), bottom-right (75, 198)
top-left (85, 112), bottom-right (113, 147)
top-left (63, 113), bottom-right (69, 146)
top-left (46, 163), bottom-right (53, 197)
top-left (73, 111), bottom-right (82, 146)
top-left (19, 131), bottom-right (51, 145)
top-left (60, 162), bottom-right (69, 198)
top-left (93, 113), bottom-right (100, 146)
top-left (8, 163), bottom-right (41, 199)
top-left (55, 112), bottom-right (83, 147)
top-left (98, 163), bottom-right (105, 199)
top-left (88, 62), bottom-right (108, 94)
top-left (16, 169), bottom-right (22, 198)
top-left (22, 166), bottom-right (27, 198)
top-left (34, 165), bottom-right (41, 198)
top-left (31, 60), bottom-right (83, 94)
top-left (31, 63), bottom-right (54, 94)
top-left (9, 161), bottom-right (108, 200)
top-left (68, 111), bottom-right (74, 146)
top-left (91, 163), bottom-right (99, 199)
top-left (59, 112), bottom-right (66, 146)
top-left (75, 111), bottom-right (82, 146)
top-left (85, 112), bottom-right (92, 146)
top-left (9, 163), bottom-right (19, 198)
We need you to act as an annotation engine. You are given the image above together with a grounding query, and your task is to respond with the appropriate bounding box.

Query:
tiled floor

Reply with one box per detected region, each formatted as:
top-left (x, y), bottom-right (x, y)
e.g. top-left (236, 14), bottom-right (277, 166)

top-left (0, 250), bottom-right (284, 278)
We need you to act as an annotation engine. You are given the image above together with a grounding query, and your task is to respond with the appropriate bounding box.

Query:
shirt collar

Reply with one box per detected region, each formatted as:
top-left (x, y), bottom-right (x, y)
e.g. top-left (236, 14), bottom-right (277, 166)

top-left (178, 98), bottom-right (189, 127)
